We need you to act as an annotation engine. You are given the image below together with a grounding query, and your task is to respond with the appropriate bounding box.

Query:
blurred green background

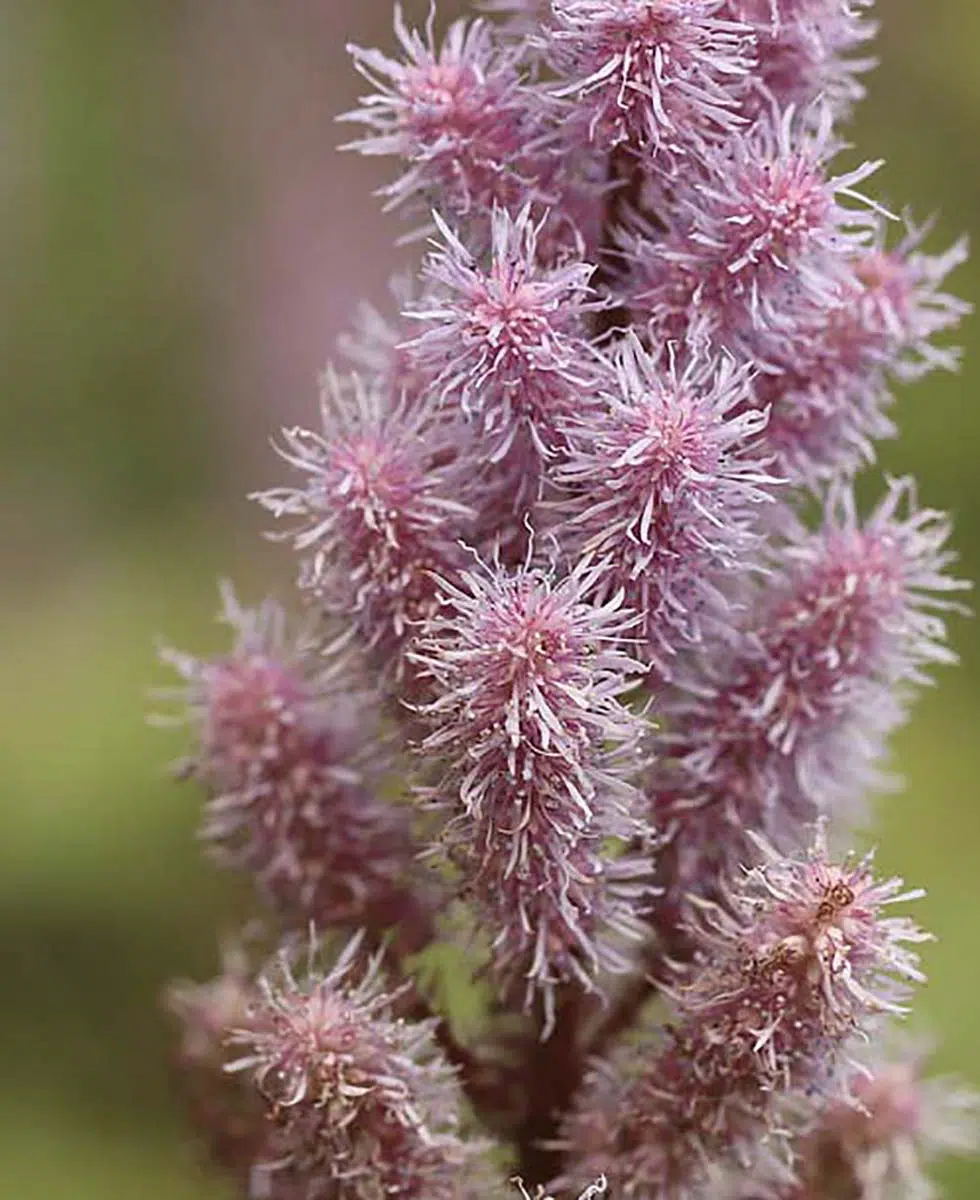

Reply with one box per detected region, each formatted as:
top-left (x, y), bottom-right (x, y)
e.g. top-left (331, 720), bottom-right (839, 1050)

top-left (0, 2), bottom-right (977, 1196)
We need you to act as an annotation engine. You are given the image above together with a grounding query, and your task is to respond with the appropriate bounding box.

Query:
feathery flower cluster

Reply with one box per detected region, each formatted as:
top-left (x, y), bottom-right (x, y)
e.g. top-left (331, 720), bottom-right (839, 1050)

top-left (411, 557), bottom-right (650, 1020)
top-left (158, 2), bottom-right (975, 1197)
top-left (551, 332), bottom-right (776, 671)
top-left (156, 584), bottom-right (426, 941)
top-left (254, 371), bottom-right (474, 689)
top-left (783, 1043), bottom-right (980, 1200)
top-left (720, 1034), bottom-right (980, 1199)
top-left (543, 0), bottom-right (755, 162)
top-left (408, 206), bottom-right (602, 465)
top-left (195, 934), bottom-right (486, 1199)
top-left (726, 0), bottom-right (877, 120)
top-left (554, 833), bottom-right (930, 1197)
top-left (344, 9), bottom-right (536, 225)
top-left (644, 479), bottom-right (964, 965)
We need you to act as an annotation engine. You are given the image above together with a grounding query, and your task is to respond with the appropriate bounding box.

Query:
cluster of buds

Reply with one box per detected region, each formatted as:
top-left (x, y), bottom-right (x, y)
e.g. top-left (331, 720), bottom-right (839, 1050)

top-left (159, 2), bottom-right (976, 1197)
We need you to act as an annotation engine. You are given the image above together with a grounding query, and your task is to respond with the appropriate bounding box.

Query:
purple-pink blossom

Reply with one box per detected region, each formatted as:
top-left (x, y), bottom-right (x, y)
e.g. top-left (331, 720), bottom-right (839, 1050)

top-left (344, 8), bottom-right (540, 225)
top-left (254, 370), bottom-right (474, 688)
top-left (554, 832), bottom-right (930, 1198)
top-left (628, 106), bottom-right (883, 351)
top-left (411, 557), bottom-right (652, 1026)
top-left (645, 479), bottom-right (963, 963)
top-left (223, 934), bottom-right (486, 1199)
top-left (157, 2), bottom-right (973, 1194)
top-left (157, 585), bottom-right (421, 936)
top-left (544, 0), bottom-right (755, 162)
top-left (551, 332), bottom-right (778, 671)
top-left (407, 205), bottom-right (603, 462)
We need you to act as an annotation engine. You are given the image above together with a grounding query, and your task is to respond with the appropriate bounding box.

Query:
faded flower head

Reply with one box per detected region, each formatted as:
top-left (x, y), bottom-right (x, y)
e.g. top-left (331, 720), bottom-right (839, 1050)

top-left (224, 933), bottom-right (483, 1199)
top-left (412, 556), bottom-right (651, 1024)
top-left (337, 272), bottom-right (433, 411)
top-left (807, 1045), bottom-right (980, 1200)
top-left (156, 584), bottom-right (418, 932)
top-left (724, 1034), bottom-right (980, 1200)
top-left (555, 831), bottom-right (930, 1198)
top-left (748, 223), bottom-right (969, 483)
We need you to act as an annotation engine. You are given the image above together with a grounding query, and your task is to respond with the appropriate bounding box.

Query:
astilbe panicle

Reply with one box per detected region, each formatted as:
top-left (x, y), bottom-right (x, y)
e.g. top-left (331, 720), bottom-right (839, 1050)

top-left (645, 478), bottom-right (963, 962)
top-left (221, 934), bottom-right (490, 1200)
top-left (343, 7), bottom-right (541, 230)
top-left (254, 370), bottom-right (474, 692)
top-left (628, 106), bottom-right (884, 353)
top-left (543, 0), bottom-right (755, 164)
top-left (551, 332), bottom-right (777, 672)
top-left (554, 832), bottom-right (931, 1198)
top-left (157, 584), bottom-right (424, 941)
top-left (157, 2), bottom-right (977, 1196)
top-left (411, 557), bottom-right (651, 1025)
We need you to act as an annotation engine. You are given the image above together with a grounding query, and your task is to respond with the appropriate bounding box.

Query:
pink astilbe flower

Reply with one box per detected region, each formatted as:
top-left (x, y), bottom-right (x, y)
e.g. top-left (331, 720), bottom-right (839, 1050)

top-left (411, 557), bottom-right (652, 1026)
top-left (850, 223), bottom-right (971, 384)
top-left (407, 205), bottom-right (603, 466)
top-left (645, 479), bottom-right (963, 960)
top-left (724, 0), bottom-right (877, 119)
top-left (554, 832), bottom-right (930, 1199)
top-left (747, 223), bottom-right (969, 483)
top-left (725, 1034), bottom-right (980, 1199)
top-left (343, 8), bottom-right (541, 225)
top-left (156, 585), bottom-right (424, 936)
top-left (157, 4), bottom-right (974, 1195)
top-left (551, 333), bottom-right (778, 672)
top-left (629, 106), bottom-right (883, 350)
top-left (544, 0), bottom-right (755, 162)
top-left (254, 370), bottom-right (474, 687)
top-left (166, 942), bottom-right (265, 1185)
top-left (787, 1043), bottom-right (980, 1200)
top-left (224, 933), bottom-right (487, 1200)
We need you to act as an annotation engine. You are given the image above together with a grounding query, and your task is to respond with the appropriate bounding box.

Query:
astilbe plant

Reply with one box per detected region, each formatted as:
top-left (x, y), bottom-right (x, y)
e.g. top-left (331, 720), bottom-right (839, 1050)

top-left (159, 2), bottom-right (977, 1197)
